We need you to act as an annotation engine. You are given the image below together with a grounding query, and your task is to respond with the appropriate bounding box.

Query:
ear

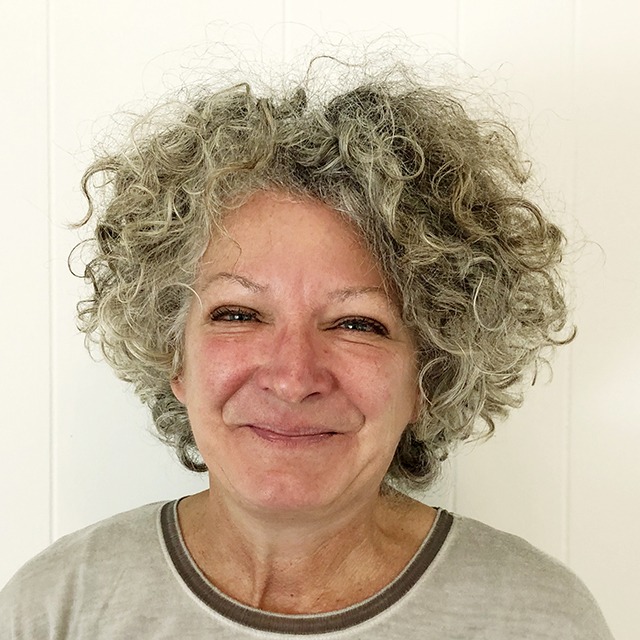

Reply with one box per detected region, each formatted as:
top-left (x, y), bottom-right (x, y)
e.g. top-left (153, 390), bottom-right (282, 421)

top-left (410, 385), bottom-right (424, 423)
top-left (170, 375), bottom-right (186, 404)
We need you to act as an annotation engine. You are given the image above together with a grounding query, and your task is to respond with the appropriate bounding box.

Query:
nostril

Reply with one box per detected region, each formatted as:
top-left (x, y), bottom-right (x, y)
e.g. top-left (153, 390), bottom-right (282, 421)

top-left (250, 329), bottom-right (333, 400)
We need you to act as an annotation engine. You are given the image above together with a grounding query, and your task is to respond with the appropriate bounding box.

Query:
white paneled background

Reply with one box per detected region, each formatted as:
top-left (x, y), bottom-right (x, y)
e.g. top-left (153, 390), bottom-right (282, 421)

top-left (1, 1), bottom-right (638, 637)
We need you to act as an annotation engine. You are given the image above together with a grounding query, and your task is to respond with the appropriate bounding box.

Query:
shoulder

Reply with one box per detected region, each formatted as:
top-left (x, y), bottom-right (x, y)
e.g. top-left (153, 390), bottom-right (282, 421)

top-left (4, 501), bottom-right (165, 585)
top-left (445, 514), bottom-right (582, 590)
top-left (0, 501), bottom-right (169, 638)
top-left (427, 512), bottom-right (614, 638)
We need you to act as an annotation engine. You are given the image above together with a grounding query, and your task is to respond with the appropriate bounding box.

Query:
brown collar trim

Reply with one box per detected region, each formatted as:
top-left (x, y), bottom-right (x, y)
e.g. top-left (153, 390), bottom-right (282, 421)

top-left (161, 499), bottom-right (453, 635)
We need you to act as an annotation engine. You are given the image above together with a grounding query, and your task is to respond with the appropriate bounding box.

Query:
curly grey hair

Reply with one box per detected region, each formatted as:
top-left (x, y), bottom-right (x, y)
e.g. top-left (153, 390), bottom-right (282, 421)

top-left (76, 62), bottom-right (573, 489)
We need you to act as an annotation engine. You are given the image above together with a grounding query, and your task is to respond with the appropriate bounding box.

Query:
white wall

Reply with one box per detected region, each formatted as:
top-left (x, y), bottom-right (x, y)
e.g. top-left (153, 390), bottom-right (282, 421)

top-left (1, 2), bottom-right (638, 637)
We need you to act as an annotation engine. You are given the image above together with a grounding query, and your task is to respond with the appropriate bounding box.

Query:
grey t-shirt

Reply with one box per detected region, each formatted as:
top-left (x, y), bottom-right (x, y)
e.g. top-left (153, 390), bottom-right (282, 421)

top-left (0, 500), bottom-right (614, 639)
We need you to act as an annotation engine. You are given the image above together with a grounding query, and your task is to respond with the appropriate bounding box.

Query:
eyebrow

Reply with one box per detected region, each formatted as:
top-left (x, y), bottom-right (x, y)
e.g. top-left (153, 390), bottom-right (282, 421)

top-left (328, 286), bottom-right (389, 302)
top-left (199, 272), bottom-right (267, 294)
top-left (199, 273), bottom-right (389, 302)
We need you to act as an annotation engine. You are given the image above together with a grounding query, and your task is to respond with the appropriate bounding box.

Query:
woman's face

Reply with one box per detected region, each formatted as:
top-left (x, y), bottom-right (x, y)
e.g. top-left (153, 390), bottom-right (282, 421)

top-left (172, 191), bottom-right (420, 517)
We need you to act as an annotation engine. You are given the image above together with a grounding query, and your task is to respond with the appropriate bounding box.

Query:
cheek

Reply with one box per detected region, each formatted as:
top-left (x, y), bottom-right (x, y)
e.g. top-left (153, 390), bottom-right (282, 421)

top-left (182, 336), bottom-right (257, 407)
top-left (338, 350), bottom-right (417, 426)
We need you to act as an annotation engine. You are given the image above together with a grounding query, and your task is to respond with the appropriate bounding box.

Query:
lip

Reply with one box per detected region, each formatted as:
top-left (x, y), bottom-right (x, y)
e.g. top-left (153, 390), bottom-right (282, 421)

top-left (245, 425), bottom-right (338, 444)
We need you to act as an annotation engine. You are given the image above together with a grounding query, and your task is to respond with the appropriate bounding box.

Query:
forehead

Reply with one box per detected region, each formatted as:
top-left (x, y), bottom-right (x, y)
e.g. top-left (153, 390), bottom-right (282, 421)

top-left (197, 191), bottom-right (386, 290)
top-left (219, 191), bottom-right (362, 248)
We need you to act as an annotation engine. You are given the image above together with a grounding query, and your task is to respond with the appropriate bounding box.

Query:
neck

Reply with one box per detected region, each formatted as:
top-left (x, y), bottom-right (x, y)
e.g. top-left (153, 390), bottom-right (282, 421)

top-left (178, 486), bottom-right (435, 614)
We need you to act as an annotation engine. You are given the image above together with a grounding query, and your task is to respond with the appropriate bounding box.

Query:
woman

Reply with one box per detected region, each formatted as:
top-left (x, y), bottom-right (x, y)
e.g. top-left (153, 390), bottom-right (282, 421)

top-left (0, 62), bottom-right (614, 638)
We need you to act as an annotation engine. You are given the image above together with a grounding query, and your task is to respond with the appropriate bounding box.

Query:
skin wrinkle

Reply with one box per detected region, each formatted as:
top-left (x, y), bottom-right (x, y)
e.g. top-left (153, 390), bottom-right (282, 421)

top-left (179, 483), bottom-right (432, 613)
top-left (200, 273), bottom-right (390, 307)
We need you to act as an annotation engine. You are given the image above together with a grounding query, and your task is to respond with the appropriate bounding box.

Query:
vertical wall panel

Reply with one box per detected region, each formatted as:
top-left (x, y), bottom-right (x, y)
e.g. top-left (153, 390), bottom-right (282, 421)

top-left (50, 0), bottom-right (285, 537)
top-left (571, 3), bottom-right (640, 638)
top-left (0, 1), bottom-right (51, 587)
top-left (455, 0), bottom-right (575, 561)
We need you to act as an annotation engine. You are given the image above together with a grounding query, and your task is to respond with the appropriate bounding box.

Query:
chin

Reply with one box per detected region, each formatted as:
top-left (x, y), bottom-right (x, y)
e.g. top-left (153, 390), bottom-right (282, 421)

top-left (210, 466), bottom-right (362, 517)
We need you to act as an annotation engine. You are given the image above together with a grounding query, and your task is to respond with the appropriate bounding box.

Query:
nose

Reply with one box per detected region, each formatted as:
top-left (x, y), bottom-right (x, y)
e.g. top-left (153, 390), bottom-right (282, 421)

top-left (253, 324), bottom-right (335, 403)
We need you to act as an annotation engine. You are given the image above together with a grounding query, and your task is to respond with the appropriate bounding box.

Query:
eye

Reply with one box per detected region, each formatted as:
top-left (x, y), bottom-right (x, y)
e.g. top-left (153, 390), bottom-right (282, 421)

top-left (335, 316), bottom-right (389, 337)
top-left (209, 306), bottom-right (259, 323)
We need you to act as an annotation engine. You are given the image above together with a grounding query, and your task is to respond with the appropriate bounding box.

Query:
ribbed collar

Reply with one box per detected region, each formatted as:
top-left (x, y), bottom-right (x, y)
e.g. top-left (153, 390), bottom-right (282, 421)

top-left (161, 499), bottom-right (452, 635)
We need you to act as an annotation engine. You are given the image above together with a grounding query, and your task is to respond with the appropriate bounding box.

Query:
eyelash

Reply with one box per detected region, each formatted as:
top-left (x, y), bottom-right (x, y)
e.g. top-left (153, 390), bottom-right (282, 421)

top-left (209, 307), bottom-right (259, 323)
top-left (208, 307), bottom-right (389, 337)
top-left (334, 316), bottom-right (389, 337)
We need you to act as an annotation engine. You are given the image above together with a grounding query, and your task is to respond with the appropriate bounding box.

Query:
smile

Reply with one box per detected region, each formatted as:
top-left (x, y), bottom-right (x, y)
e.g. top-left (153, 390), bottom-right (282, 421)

top-left (245, 425), bottom-right (338, 444)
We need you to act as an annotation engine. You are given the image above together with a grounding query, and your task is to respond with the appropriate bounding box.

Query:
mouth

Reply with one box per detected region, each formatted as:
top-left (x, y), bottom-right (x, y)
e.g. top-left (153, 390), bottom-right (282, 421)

top-left (245, 425), bottom-right (339, 444)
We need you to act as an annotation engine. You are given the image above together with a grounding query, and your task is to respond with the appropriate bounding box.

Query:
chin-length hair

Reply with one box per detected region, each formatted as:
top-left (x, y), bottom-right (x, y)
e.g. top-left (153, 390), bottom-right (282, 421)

top-left (76, 62), bottom-right (573, 490)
